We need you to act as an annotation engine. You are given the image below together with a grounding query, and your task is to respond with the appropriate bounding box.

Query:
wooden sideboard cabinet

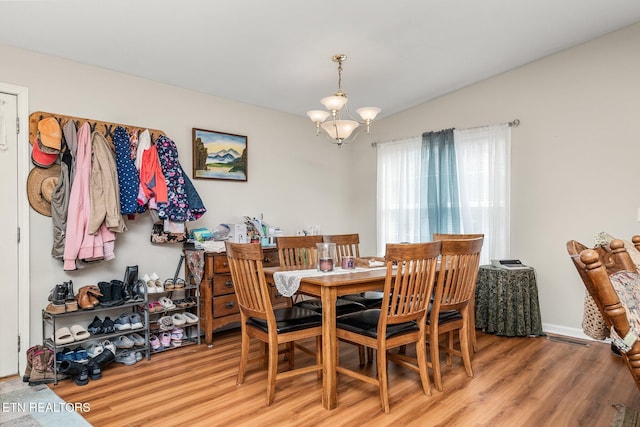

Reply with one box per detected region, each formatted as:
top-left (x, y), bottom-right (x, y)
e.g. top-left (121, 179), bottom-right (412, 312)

top-left (192, 247), bottom-right (286, 346)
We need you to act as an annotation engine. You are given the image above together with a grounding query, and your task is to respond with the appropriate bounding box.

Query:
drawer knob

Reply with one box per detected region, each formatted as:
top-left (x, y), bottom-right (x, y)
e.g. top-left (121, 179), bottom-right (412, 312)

top-left (264, 256), bottom-right (271, 263)
top-left (223, 261), bottom-right (228, 267)
top-left (226, 301), bottom-right (234, 309)
top-left (225, 280), bottom-right (233, 288)
top-left (274, 293), bottom-right (283, 299)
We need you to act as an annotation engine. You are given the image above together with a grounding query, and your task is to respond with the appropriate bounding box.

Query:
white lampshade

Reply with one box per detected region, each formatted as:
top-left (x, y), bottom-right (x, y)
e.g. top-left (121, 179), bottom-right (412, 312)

top-left (356, 107), bottom-right (381, 122)
top-left (306, 110), bottom-right (331, 123)
top-left (320, 95), bottom-right (348, 112)
top-left (321, 120), bottom-right (359, 141)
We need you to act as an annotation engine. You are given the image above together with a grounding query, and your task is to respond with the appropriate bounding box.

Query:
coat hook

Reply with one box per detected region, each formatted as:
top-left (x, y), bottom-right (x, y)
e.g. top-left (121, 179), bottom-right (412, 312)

top-left (104, 124), bottom-right (114, 138)
top-left (89, 122), bottom-right (97, 132)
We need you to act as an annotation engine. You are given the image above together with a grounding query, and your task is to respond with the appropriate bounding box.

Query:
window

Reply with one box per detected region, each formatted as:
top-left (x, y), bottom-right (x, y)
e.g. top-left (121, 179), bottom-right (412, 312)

top-left (376, 124), bottom-right (510, 264)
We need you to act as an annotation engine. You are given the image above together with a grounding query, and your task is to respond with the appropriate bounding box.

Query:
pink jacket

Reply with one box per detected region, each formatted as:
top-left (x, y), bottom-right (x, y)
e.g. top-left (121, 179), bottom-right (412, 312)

top-left (63, 123), bottom-right (116, 270)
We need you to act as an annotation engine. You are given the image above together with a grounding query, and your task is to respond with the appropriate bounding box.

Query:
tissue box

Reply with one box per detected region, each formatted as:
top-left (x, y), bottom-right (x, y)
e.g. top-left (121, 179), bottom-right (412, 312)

top-left (229, 224), bottom-right (248, 243)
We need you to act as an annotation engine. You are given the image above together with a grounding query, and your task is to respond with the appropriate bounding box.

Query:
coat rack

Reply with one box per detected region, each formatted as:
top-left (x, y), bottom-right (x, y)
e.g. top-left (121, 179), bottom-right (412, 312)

top-left (28, 111), bottom-right (165, 145)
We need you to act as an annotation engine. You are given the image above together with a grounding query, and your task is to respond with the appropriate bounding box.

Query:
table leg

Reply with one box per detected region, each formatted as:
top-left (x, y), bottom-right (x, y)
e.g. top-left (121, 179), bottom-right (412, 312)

top-left (321, 286), bottom-right (338, 410)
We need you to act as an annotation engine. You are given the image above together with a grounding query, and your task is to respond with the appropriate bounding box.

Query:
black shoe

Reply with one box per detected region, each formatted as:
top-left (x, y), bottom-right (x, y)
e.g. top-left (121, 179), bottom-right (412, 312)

top-left (86, 361), bottom-right (101, 380)
top-left (97, 281), bottom-right (114, 307)
top-left (48, 284), bottom-right (67, 306)
top-left (110, 280), bottom-right (124, 306)
top-left (92, 348), bottom-right (115, 368)
top-left (102, 316), bottom-right (115, 334)
top-left (123, 266), bottom-right (138, 301)
top-left (59, 360), bottom-right (89, 386)
top-left (87, 316), bottom-right (103, 334)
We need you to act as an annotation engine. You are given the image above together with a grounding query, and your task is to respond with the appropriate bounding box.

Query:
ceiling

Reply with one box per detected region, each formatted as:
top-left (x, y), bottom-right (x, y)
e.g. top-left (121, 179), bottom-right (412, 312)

top-left (2, 1), bottom-right (640, 119)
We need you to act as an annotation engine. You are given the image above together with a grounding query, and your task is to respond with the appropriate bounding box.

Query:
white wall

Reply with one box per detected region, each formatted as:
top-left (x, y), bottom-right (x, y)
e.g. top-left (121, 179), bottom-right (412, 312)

top-left (0, 44), bottom-right (363, 344)
top-left (353, 22), bottom-right (640, 336)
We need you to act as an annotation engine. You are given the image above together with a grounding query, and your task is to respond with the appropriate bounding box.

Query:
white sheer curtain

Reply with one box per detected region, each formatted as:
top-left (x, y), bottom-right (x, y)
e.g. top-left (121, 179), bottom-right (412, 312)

top-left (454, 124), bottom-right (511, 265)
top-left (376, 137), bottom-right (421, 255)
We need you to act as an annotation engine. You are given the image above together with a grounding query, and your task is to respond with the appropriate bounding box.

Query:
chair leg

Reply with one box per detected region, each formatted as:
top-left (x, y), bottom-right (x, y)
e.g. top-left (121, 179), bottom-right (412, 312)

top-left (416, 337), bottom-right (431, 396)
top-left (460, 316), bottom-right (474, 378)
top-left (316, 336), bottom-right (322, 380)
top-left (358, 345), bottom-right (365, 366)
top-left (367, 347), bottom-right (374, 364)
top-left (430, 330), bottom-right (443, 392)
top-left (237, 328), bottom-right (250, 385)
top-left (446, 331), bottom-right (454, 366)
top-left (266, 338), bottom-right (279, 405)
top-left (287, 342), bottom-right (295, 370)
top-left (377, 346), bottom-right (390, 414)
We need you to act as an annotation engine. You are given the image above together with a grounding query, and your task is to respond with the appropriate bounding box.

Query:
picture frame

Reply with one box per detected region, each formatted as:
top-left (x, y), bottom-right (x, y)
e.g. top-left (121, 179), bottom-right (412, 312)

top-left (192, 128), bottom-right (248, 181)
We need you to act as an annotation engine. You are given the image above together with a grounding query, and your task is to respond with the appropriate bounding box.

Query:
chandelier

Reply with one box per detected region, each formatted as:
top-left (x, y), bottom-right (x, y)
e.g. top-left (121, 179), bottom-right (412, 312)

top-left (306, 54), bottom-right (381, 147)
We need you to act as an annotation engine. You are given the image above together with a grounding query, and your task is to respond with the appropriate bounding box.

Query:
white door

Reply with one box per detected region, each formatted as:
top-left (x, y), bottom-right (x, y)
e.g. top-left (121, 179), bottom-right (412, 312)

top-left (0, 92), bottom-right (19, 377)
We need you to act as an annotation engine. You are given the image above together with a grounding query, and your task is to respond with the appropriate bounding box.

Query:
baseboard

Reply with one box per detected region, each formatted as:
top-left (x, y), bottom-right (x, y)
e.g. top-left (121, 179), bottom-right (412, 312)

top-left (541, 322), bottom-right (610, 342)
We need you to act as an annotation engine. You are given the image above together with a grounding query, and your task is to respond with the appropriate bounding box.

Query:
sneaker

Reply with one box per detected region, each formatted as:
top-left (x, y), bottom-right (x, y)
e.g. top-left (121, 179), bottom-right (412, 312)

top-left (115, 350), bottom-right (137, 366)
top-left (87, 316), bottom-right (103, 334)
top-left (149, 334), bottom-right (163, 352)
top-left (74, 346), bottom-right (89, 363)
top-left (102, 340), bottom-right (117, 355)
top-left (135, 351), bottom-right (143, 362)
top-left (183, 312), bottom-right (199, 324)
top-left (113, 335), bottom-right (134, 349)
top-left (129, 313), bottom-right (143, 329)
top-left (56, 347), bottom-right (75, 362)
top-left (158, 316), bottom-right (173, 331)
top-left (86, 343), bottom-right (104, 359)
top-left (127, 332), bottom-right (146, 347)
top-left (114, 313), bottom-right (132, 331)
top-left (160, 332), bottom-right (172, 348)
top-left (159, 297), bottom-right (175, 310)
top-left (171, 327), bottom-right (184, 340)
top-left (102, 317), bottom-right (115, 334)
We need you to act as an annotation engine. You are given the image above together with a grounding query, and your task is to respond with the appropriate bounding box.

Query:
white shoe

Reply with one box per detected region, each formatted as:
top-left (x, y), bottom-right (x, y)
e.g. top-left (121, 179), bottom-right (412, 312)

top-left (102, 340), bottom-right (117, 354)
top-left (143, 273), bottom-right (155, 293)
top-left (172, 313), bottom-right (187, 326)
top-left (87, 343), bottom-right (104, 359)
top-left (150, 272), bottom-right (164, 293)
top-left (183, 312), bottom-right (199, 324)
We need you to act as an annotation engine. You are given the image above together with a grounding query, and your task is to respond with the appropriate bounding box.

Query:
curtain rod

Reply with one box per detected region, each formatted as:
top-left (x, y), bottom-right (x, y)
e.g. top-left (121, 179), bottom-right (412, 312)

top-left (370, 119), bottom-right (520, 147)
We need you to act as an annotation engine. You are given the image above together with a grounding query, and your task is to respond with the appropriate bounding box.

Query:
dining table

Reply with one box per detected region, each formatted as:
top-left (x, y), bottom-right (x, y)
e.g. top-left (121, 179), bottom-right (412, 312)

top-left (263, 264), bottom-right (387, 410)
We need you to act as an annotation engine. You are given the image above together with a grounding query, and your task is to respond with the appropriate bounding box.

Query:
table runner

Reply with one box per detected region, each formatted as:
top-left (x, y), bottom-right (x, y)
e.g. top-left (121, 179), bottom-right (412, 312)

top-left (273, 267), bottom-right (384, 297)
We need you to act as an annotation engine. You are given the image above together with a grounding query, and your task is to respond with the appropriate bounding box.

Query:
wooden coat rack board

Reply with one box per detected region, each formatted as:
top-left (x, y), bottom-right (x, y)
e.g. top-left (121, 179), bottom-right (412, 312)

top-left (29, 111), bottom-right (165, 145)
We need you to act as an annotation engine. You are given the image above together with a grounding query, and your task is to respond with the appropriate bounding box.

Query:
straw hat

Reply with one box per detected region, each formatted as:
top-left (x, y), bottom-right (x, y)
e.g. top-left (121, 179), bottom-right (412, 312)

top-left (26, 164), bottom-right (61, 216)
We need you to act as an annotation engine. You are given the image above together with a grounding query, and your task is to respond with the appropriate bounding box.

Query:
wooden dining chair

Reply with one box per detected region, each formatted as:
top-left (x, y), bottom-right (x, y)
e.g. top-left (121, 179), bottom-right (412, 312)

top-left (427, 237), bottom-right (483, 392)
top-left (432, 233), bottom-right (484, 352)
top-left (277, 235), bottom-right (366, 315)
top-left (275, 235), bottom-right (323, 268)
top-left (225, 241), bottom-right (323, 405)
top-left (335, 241), bottom-right (442, 413)
top-left (566, 239), bottom-right (640, 392)
top-left (323, 233), bottom-right (361, 259)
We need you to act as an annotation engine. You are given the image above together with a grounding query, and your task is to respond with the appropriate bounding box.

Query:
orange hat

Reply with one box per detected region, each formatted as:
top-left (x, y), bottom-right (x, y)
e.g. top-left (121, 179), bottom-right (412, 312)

top-left (38, 117), bottom-right (61, 152)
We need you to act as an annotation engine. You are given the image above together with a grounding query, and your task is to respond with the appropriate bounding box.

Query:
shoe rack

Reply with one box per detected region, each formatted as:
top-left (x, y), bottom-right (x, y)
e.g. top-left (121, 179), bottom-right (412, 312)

top-left (147, 253), bottom-right (201, 354)
top-left (42, 291), bottom-right (150, 385)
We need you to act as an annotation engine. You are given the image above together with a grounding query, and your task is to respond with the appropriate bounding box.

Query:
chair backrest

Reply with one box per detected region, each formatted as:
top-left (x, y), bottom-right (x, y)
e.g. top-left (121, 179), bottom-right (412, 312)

top-left (323, 233), bottom-right (361, 259)
top-left (433, 233), bottom-right (484, 241)
top-left (431, 237), bottom-right (484, 315)
top-left (570, 243), bottom-right (640, 391)
top-left (275, 235), bottom-right (323, 268)
top-left (378, 242), bottom-right (442, 329)
top-left (225, 242), bottom-right (273, 323)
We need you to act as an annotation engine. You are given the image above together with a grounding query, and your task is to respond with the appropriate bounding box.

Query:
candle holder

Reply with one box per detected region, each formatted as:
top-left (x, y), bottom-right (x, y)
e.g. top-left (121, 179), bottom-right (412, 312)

top-left (316, 242), bottom-right (337, 272)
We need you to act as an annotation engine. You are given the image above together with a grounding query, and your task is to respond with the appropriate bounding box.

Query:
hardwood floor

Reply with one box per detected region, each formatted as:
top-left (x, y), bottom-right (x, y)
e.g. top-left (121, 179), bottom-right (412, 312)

top-left (48, 330), bottom-right (640, 427)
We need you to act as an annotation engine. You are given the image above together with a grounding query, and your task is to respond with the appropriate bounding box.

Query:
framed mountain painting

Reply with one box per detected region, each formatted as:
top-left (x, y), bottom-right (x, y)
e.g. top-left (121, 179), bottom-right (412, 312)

top-left (192, 128), bottom-right (247, 181)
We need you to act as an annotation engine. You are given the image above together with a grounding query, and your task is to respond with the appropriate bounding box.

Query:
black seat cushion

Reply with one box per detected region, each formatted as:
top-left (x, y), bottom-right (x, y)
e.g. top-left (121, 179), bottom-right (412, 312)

top-left (295, 298), bottom-right (366, 316)
top-left (248, 306), bottom-right (322, 334)
top-left (426, 310), bottom-right (463, 325)
top-left (336, 309), bottom-right (419, 339)
top-left (341, 292), bottom-right (383, 309)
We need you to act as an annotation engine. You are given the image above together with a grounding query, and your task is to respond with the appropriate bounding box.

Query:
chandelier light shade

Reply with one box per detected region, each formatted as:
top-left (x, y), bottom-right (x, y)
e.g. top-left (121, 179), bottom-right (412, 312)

top-left (306, 54), bottom-right (381, 147)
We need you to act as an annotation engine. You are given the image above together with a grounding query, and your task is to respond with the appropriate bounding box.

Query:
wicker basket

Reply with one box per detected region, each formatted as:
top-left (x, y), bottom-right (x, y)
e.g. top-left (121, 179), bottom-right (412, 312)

top-left (582, 290), bottom-right (610, 340)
